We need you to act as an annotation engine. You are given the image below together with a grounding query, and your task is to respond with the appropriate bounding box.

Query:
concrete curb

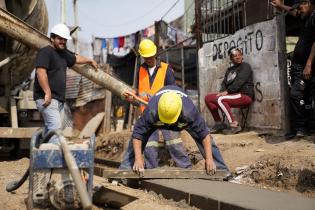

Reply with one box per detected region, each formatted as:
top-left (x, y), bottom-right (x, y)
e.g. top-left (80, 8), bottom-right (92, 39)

top-left (140, 179), bottom-right (315, 210)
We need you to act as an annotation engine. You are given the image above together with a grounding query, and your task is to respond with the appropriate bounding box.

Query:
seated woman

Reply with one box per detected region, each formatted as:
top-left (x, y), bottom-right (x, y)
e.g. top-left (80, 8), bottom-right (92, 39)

top-left (205, 47), bottom-right (254, 134)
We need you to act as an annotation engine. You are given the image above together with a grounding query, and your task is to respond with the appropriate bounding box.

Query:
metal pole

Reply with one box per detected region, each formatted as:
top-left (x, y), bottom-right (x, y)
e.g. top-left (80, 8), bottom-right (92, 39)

top-left (73, 0), bottom-right (79, 53)
top-left (154, 21), bottom-right (160, 49)
top-left (61, 0), bottom-right (66, 23)
top-left (181, 46), bottom-right (185, 89)
top-left (194, 0), bottom-right (202, 49)
top-left (56, 131), bottom-right (92, 210)
top-left (0, 8), bottom-right (134, 100)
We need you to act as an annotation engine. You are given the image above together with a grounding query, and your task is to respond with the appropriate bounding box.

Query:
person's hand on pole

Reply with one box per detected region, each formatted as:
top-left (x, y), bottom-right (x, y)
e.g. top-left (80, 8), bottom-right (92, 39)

top-left (123, 90), bottom-right (136, 103)
top-left (90, 60), bottom-right (98, 70)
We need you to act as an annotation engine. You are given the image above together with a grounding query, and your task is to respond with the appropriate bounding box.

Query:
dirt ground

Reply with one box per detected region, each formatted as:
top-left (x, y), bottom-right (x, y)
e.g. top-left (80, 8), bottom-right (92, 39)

top-left (1, 131), bottom-right (314, 209)
top-left (0, 153), bottom-right (197, 210)
top-left (96, 130), bottom-right (315, 198)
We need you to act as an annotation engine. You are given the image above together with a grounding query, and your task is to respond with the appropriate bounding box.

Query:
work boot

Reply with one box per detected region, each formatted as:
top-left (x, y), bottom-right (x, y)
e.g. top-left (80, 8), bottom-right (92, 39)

top-left (210, 123), bottom-right (227, 134)
top-left (223, 171), bottom-right (234, 182)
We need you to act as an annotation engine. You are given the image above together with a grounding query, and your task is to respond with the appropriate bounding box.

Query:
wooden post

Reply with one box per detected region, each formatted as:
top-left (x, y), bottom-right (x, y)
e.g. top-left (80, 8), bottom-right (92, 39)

top-left (276, 15), bottom-right (290, 133)
top-left (10, 97), bottom-right (18, 128)
top-left (181, 46), bottom-right (185, 89)
top-left (154, 21), bottom-right (160, 49)
top-left (127, 56), bottom-right (139, 130)
top-left (194, 0), bottom-right (202, 49)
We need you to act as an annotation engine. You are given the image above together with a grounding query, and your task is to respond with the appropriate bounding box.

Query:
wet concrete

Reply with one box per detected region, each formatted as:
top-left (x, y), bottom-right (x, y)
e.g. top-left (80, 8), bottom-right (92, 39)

top-left (141, 179), bottom-right (315, 210)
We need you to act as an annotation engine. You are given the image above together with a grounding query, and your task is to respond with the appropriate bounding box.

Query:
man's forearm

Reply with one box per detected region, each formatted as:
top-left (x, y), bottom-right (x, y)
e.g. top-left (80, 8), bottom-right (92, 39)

top-left (36, 68), bottom-right (51, 95)
top-left (275, 3), bottom-right (297, 16)
top-left (202, 134), bottom-right (213, 161)
top-left (306, 43), bottom-right (315, 68)
top-left (133, 138), bottom-right (143, 159)
top-left (75, 54), bottom-right (94, 65)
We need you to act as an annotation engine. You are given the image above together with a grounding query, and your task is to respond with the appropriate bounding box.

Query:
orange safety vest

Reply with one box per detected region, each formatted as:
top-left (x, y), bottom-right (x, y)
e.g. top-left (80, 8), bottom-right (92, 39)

top-left (138, 62), bottom-right (168, 112)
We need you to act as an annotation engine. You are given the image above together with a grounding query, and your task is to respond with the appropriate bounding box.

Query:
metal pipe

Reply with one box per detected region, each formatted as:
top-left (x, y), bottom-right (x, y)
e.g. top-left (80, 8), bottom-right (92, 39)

top-left (0, 54), bottom-right (18, 68)
top-left (56, 131), bottom-right (92, 210)
top-left (0, 8), bottom-right (134, 99)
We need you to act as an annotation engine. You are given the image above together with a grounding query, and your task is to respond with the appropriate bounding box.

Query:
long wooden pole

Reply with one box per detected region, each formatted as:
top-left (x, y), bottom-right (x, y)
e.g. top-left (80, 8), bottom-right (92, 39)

top-left (0, 8), bottom-right (138, 101)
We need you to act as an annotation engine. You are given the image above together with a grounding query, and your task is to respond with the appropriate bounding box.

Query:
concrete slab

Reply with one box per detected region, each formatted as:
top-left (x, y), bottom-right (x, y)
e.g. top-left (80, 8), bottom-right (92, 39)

top-left (141, 179), bottom-right (315, 210)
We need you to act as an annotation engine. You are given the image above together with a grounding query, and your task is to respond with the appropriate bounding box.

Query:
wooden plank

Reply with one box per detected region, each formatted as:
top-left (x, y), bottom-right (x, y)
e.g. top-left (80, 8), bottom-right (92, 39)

top-left (0, 127), bottom-right (73, 139)
top-left (0, 127), bottom-right (40, 138)
top-left (96, 167), bottom-right (228, 180)
top-left (10, 98), bottom-right (18, 128)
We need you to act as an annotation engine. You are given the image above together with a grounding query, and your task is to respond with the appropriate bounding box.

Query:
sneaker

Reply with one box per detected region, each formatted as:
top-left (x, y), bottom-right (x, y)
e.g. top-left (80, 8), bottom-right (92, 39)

top-left (223, 172), bottom-right (234, 181)
top-left (296, 129), bottom-right (308, 138)
top-left (210, 123), bottom-right (228, 134)
top-left (284, 132), bottom-right (296, 140)
top-left (222, 125), bottom-right (242, 135)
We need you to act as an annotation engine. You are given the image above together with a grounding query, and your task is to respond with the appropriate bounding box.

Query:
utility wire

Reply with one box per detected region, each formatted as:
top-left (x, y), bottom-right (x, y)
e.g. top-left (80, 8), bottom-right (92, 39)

top-left (78, 0), bottom-right (167, 28)
top-left (161, 0), bottom-right (182, 20)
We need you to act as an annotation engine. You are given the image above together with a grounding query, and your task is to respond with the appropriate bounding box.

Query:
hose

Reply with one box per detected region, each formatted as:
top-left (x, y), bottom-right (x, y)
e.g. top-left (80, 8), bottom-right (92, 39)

top-left (5, 130), bottom-right (56, 192)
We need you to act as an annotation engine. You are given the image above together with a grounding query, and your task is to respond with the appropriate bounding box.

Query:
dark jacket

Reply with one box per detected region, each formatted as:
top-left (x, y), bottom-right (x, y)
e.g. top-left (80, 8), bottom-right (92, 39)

top-left (221, 62), bottom-right (254, 99)
top-left (132, 85), bottom-right (210, 144)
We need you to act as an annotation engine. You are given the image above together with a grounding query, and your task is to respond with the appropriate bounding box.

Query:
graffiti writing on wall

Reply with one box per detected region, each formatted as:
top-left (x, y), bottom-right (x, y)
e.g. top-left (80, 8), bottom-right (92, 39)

top-left (255, 82), bottom-right (263, 103)
top-left (212, 29), bottom-right (264, 62)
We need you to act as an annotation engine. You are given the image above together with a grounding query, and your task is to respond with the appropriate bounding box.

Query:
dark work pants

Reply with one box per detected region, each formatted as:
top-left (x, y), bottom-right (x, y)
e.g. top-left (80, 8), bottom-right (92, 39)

top-left (119, 135), bottom-right (229, 171)
top-left (289, 64), bottom-right (315, 132)
top-left (143, 129), bottom-right (191, 169)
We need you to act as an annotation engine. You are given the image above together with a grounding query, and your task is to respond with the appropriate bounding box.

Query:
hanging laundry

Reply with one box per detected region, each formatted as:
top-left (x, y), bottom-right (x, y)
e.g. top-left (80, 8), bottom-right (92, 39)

top-left (101, 38), bottom-right (107, 49)
top-left (146, 25), bottom-right (155, 38)
top-left (129, 34), bottom-right (136, 48)
top-left (124, 34), bottom-right (136, 49)
top-left (113, 37), bottom-right (119, 49)
top-left (176, 30), bottom-right (190, 45)
top-left (93, 37), bottom-right (103, 56)
top-left (159, 20), bottom-right (168, 40)
top-left (118, 36), bottom-right (125, 48)
top-left (107, 38), bottom-right (114, 54)
top-left (167, 26), bottom-right (176, 42)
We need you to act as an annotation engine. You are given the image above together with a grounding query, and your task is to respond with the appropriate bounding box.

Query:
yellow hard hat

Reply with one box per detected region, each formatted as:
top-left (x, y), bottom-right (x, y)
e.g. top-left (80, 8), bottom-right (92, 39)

top-left (138, 39), bottom-right (157, 58)
top-left (158, 92), bottom-right (182, 124)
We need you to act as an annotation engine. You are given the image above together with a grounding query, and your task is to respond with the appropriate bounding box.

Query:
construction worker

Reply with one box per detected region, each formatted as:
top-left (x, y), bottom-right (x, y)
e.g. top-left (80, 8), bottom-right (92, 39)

top-left (34, 23), bottom-right (97, 143)
top-left (124, 39), bottom-right (191, 169)
top-left (271, 0), bottom-right (315, 138)
top-left (120, 85), bottom-right (229, 176)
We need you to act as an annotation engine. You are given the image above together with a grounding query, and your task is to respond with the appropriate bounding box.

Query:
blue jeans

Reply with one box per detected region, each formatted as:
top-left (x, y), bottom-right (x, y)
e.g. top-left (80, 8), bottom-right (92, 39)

top-left (119, 136), bottom-right (229, 171)
top-left (144, 130), bottom-right (191, 169)
top-left (35, 99), bottom-right (64, 144)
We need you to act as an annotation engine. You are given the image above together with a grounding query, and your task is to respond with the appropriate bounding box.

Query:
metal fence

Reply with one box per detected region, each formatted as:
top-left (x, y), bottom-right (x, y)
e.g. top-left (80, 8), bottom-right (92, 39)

top-left (200, 0), bottom-right (246, 43)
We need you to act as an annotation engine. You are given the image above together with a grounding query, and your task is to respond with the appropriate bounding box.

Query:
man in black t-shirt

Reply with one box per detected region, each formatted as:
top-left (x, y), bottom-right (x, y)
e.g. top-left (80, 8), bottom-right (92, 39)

top-left (34, 23), bottom-right (97, 143)
top-left (271, 0), bottom-right (315, 138)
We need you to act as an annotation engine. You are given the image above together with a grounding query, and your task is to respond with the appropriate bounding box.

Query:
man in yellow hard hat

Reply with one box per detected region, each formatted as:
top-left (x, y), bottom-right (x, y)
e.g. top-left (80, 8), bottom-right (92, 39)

top-left (123, 39), bottom-right (192, 169)
top-left (120, 85), bottom-right (229, 177)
